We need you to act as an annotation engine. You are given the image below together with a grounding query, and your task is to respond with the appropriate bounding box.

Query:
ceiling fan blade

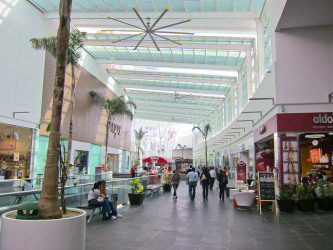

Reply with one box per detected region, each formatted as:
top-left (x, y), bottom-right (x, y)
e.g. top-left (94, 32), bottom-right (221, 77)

top-left (153, 33), bottom-right (182, 46)
top-left (134, 33), bottom-right (148, 50)
top-left (107, 16), bottom-right (145, 31)
top-left (148, 33), bottom-right (160, 51)
top-left (132, 7), bottom-right (149, 30)
top-left (153, 19), bottom-right (191, 31)
top-left (154, 31), bottom-right (194, 35)
top-left (112, 32), bottom-right (145, 43)
top-left (150, 8), bottom-right (169, 30)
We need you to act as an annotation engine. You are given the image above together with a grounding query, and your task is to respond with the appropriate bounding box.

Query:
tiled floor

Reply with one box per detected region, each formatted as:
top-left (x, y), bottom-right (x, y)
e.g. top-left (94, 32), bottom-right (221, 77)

top-left (85, 184), bottom-right (333, 250)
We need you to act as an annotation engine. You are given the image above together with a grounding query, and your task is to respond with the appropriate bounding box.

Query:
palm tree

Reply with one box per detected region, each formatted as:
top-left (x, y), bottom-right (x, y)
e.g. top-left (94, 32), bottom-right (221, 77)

top-left (192, 124), bottom-right (211, 166)
top-left (90, 91), bottom-right (136, 171)
top-left (176, 144), bottom-right (186, 159)
top-left (37, 0), bottom-right (73, 219)
top-left (30, 29), bottom-right (87, 174)
top-left (134, 127), bottom-right (147, 160)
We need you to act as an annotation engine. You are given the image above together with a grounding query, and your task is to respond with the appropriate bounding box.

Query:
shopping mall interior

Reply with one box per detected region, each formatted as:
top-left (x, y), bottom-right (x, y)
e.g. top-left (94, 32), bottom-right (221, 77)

top-left (0, 0), bottom-right (333, 249)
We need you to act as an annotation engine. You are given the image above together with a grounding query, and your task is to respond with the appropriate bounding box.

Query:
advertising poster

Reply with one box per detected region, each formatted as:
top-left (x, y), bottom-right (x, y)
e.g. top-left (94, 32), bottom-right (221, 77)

top-left (236, 161), bottom-right (246, 183)
top-left (14, 152), bottom-right (19, 161)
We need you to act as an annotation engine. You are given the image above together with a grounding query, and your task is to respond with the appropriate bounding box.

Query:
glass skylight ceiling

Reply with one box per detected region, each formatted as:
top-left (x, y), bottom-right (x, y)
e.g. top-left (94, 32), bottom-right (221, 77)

top-left (87, 34), bottom-right (254, 46)
top-left (116, 78), bottom-right (230, 93)
top-left (86, 46), bottom-right (246, 66)
top-left (30, 0), bottom-right (265, 14)
top-left (29, 0), bottom-right (266, 124)
top-left (107, 69), bottom-right (236, 82)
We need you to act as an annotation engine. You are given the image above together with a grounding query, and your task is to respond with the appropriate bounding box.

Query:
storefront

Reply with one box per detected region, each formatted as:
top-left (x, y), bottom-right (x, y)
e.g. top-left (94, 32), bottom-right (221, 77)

top-left (254, 112), bottom-right (333, 185)
top-left (0, 122), bottom-right (36, 179)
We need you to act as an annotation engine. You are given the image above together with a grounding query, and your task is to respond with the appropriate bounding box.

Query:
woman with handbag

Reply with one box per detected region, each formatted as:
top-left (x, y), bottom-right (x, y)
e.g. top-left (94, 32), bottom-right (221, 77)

top-left (88, 181), bottom-right (122, 220)
top-left (171, 170), bottom-right (181, 199)
top-left (200, 167), bottom-right (211, 201)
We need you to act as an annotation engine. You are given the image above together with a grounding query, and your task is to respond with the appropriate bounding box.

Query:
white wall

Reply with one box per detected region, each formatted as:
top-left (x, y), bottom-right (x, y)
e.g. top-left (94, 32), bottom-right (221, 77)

top-left (275, 26), bottom-right (333, 107)
top-left (0, 0), bottom-right (55, 128)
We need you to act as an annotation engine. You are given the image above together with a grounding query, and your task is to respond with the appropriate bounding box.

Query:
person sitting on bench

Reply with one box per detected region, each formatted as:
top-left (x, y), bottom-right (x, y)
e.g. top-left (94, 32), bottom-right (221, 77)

top-left (88, 181), bottom-right (122, 221)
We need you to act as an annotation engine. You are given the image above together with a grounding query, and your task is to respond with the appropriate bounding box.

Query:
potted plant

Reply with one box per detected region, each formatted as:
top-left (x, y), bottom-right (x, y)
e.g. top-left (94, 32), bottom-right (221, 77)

top-left (317, 184), bottom-right (333, 211)
top-left (0, 1), bottom-right (87, 249)
top-left (163, 174), bottom-right (172, 192)
top-left (128, 178), bottom-right (145, 205)
top-left (277, 184), bottom-right (295, 212)
top-left (297, 183), bottom-right (315, 212)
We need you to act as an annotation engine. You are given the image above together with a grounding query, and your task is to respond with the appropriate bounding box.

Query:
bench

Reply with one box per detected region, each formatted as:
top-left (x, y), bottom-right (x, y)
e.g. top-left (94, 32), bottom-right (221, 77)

top-left (77, 205), bottom-right (102, 224)
top-left (145, 185), bottom-right (162, 198)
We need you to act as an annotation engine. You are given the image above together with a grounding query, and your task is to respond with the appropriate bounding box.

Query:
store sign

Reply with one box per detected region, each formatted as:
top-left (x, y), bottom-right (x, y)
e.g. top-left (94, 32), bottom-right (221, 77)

top-left (313, 113), bottom-right (333, 125)
top-left (109, 122), bottom-right (122, 138)
top-left (277, 113), bottom-right (333, 132)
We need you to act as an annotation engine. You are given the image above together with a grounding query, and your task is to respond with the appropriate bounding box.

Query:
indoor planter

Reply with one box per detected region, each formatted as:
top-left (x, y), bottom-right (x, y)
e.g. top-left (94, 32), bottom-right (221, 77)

top-left (277, 184), bottom-right (295, 212)
top-left (128, 178), bottom-right (145, 205)
top-left (297, 183), bottom-right (315, 212)
top-left (163, 174), bottom-right (172, 192)
top-left (317, 184), bottom-right (333, 211)
top-left (1, 207), bottom-right (86, 250)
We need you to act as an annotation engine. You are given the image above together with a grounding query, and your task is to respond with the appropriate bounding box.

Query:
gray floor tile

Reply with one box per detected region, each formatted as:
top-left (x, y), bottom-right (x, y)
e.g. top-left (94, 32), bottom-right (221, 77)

top-left (83, 185), bottom-right (333, 250)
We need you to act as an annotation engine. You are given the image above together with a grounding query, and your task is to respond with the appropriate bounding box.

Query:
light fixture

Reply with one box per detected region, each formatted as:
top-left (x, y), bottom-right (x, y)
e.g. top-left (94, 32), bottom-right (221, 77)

top-left (305, 134), bottom-right (325, 139)
top-left (312, 140), bottom-right (318, 146)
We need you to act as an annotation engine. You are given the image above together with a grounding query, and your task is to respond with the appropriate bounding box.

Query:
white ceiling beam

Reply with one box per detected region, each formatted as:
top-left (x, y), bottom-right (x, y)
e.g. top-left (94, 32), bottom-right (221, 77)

top-left (138, 105), bottom-right (211, 115)
top-left (111, 73), bottom-right (235, 85)
top-left (125, 91), bottom-right (224, 103)
top-left (136, 115), bottom-right (199, 124)
top-left (131, 99), bottom-right (217, 111)
top-left (95, 59), bottom-right (239, 71)
top-left (44, 12), bottom-right (259, 20)
top-left (135, 109), bottom-right (207, 119)
top-left (84, 40), bottom-right (250, 51)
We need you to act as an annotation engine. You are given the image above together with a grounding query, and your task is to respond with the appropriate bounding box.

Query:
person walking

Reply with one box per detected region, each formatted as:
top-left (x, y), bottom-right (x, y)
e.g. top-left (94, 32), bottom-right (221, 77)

top-left (209, 167), bottom-right (216, 190)
top-left (200, 167), bottom-right (211, 201)
top-left (216, 169), bottom-right (228, 201)
top-left (171, 170), bottom-right (181, 199)
top-left (130, 165), bottom-right (136, 178)
top-left (186, 168), bottom-right (198, 200)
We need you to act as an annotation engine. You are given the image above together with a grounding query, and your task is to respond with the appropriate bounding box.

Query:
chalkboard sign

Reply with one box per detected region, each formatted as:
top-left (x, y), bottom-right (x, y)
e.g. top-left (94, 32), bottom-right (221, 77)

top-left (258, 172), bottom-right (275, 201)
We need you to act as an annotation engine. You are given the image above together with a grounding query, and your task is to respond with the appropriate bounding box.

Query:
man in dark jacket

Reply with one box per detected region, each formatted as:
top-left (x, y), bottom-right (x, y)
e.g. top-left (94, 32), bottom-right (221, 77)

top-left (200, 167), bottom-right (211, 201)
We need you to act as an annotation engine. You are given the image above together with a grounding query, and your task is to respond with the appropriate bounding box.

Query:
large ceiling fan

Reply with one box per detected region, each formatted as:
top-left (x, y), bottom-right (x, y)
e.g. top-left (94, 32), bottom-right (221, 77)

top-left (173, 91), bottom-right (198, 103)
top-left (107, 7), bottom-right (193, 51)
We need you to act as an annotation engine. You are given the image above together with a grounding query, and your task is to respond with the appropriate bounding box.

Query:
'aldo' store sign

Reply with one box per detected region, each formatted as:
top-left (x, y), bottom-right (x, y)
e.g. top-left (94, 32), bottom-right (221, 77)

top-left (313, 113), bottom-right (333, 125)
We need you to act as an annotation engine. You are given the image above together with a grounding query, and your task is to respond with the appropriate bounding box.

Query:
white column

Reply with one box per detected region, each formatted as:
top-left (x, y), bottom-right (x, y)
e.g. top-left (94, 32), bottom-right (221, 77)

top-left (246, 49), bottom-right (253, 99)
top-left (256, 19), bottom-right (266, 84)
top-left (237, 71), bottom-right (243, 110)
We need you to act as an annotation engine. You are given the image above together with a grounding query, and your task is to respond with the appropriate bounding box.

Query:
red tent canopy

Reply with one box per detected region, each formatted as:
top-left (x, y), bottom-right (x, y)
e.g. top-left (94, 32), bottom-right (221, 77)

top-left (142, 156), bottom-right (170, 163)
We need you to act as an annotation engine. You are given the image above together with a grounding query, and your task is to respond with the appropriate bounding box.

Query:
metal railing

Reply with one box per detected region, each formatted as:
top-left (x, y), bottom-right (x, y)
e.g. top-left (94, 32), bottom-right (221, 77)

top-left (0, 173), bottom-right (169, 215)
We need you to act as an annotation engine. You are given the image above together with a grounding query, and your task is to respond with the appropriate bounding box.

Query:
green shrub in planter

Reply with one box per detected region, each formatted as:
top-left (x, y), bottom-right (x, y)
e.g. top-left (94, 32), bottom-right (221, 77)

top-left (317, 184), bottom-right (333, 211)
top-left (128, 178), bottom-right (145, 205)
top-left (297, 183), bottom-right (314, 212)
top-left (277, 184), bottom-right (295, 212)
top-left (163, 174), bottom-right (172, 192)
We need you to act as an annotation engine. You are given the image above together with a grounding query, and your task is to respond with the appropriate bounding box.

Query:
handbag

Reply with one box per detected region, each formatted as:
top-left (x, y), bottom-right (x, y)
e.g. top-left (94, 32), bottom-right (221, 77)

top-left (172, 181), bottom-right (178, 185)
top-left (200, 174), bottom-right (207, 182)
top-left (97, 196), bottom-right (104, 202)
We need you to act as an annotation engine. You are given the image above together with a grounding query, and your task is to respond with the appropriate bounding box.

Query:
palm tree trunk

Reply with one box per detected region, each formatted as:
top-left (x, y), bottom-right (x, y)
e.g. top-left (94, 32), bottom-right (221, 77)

top-left (67, 65), bottom-right (76, 174)
top-left (104, 112), bottom-right (111, 172)
top-left (205, 140), bottom-right (208, 167)
top-left (38, 0), bottom-right (72, 219)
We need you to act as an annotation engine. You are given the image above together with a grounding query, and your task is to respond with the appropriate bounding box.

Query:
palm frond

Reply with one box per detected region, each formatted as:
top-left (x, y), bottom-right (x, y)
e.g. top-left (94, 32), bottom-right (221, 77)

top-left (30, 36), bottom-right (57, 58)
top-left (89, 91), bottom-right (106, 107)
